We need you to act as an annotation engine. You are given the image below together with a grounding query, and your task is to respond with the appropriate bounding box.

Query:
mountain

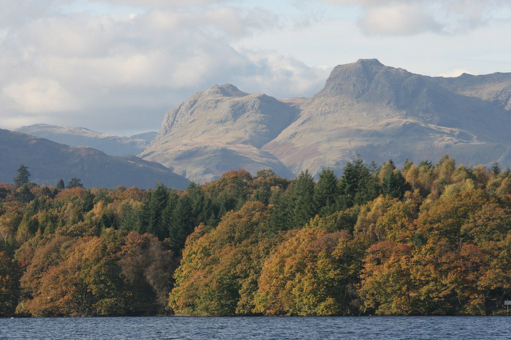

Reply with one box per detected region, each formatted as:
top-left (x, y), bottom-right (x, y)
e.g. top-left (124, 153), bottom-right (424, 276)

top-left (263, 59), bottom-right (511, 175)
top-left (130, 131), bottom-right (158, 143)
top-left (140, 84), bottom-right (297, 183)
top-left (0, 129), bottom-right (189, 189)
top-left (16, 124), bottom-right (156, 156)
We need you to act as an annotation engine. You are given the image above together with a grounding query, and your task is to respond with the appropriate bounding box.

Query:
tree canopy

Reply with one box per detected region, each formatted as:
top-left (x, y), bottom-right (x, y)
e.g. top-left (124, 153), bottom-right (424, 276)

top-left (2, 156), bottom-right (511, 317)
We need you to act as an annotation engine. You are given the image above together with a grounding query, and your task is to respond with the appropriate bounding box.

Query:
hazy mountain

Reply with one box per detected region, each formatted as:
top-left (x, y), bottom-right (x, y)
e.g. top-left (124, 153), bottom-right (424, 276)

top-left (136, 59), bottom-right (511, 181)
top-left (16, 124), bottom-right (157, 156)
top-left (130, 131), bottom-right (158, 143)
top-left (0, 129), bottom-right (189, 189)
top-left (141, 84), bottom-right (297, 183)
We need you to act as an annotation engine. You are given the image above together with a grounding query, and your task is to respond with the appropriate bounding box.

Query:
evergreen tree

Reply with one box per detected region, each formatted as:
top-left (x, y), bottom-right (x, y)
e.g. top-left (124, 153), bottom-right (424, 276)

top-left (380, 160), bottom-right (405, 199)
top-left (17, 184), bottom-right (35, 203)
top-left (137, 192), bottom-right (151, 234)
top-left (147, 183), bottom-right (169, 240)
top-left (162, 190), bottom-right (180, 232)
top-left (290, 170), bottom-right (316, 229)
top-left (491, 162), bottom-right (501, 175)
top-left (66, 177), bottom-right (83, 189)
top-left (169, 194), bottom-right (194, 251)
top-left (82, 190), bottom-right (95, 212)
top-left (187, 182), bottom-right (207, 226)
top-left (354, 162), bottom-right (380, 206)
top-left (118, 201), bottom-right (139, 231)
top-left (267, 188), bottom-right (291, 236)
top-left (338, 161), bottom-right (359, 208)
top-left (56, 179), bottom-right (65, 190)
top-left (14, 164), bottom-right (30, 189)
top-left (314, 168), bottom-right (340, 217)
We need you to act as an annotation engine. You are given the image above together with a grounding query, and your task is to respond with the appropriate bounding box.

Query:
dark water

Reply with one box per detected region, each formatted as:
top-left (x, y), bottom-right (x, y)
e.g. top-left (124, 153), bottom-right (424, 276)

top-left (1, 316), bottom-right (510, 339)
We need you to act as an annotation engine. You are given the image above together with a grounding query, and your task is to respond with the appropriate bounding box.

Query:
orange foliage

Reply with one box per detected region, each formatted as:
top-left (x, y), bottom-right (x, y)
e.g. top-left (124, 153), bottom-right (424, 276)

top-left (55, 187), bottom-right (85, 200)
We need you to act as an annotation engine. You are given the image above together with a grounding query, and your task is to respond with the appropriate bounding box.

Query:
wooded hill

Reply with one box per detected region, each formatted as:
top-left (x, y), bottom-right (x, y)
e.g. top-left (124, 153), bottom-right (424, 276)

top-left (2, 155), bottom-right (511, 316)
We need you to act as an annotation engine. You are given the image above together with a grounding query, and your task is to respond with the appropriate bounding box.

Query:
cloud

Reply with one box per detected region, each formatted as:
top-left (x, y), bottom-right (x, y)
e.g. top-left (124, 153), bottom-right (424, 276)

top-left (319, 0), bottom-right (511, 35)
top-left (360, 3), bottom-right (440, 35)
top-left (0, 1), bottom-right (325, 134)
top-left (2, 78), bottom-right (80, 113)
top-left (89, 0), bottom-right (233, 7)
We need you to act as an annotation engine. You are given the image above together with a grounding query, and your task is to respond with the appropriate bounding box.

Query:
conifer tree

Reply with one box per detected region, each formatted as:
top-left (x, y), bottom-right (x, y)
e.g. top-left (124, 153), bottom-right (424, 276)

top-left (56, 179), bottom-right (65, 190)
top-left (147, 183), bottom-right (168, 240)
top-left (66, 177), bottom-right (83, 189)
top-left (290, 170), bottom-right (316, 229)
top-left (380, 160), bottom-right (405, 199)
top-left (169, 194), bottom-right (194, 251)
top-left (314, 168), bottom-right (340, 217)
top-left (14, 164), bottom-right (30, 189)
top-left (267, 188), bottom-right (291, 236)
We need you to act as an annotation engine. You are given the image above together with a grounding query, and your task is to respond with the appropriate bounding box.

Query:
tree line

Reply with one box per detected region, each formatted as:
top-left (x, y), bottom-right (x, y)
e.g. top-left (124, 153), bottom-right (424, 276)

top-left (2, 156), bottom-right (511, 316)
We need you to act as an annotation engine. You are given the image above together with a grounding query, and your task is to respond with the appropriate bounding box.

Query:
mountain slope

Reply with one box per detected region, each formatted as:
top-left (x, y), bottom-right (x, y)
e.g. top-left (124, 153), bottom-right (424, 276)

top-left (262, 59), bottom-right (511, 175)
top-left (16, 124), bottom-right (156, 156)
top-left (141, 84), bottom-right (297, 182)
top-left (140, 59), bottom-right (511, 180)
top-left (0, 129), bottom-right (189, 189)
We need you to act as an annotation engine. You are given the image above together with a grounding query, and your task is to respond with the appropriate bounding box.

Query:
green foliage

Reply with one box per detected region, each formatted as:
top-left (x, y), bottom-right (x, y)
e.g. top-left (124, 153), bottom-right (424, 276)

top-left (14, 164), bottom-right (30, 189)
top-left (289, 170), bottom-right (316, 229)
top-left (314, 168), bottom-right (340, 217)
top-left (56, 179), bottom-right (65, 190)
top-left (0, 251), bottom-right (21, 316)
top-left (66, 177), bottom-right (83, 189)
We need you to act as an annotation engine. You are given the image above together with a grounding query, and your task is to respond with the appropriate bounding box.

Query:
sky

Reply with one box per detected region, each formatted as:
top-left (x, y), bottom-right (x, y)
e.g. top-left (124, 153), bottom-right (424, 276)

top-left (1, 0), bottom-right (511, 136)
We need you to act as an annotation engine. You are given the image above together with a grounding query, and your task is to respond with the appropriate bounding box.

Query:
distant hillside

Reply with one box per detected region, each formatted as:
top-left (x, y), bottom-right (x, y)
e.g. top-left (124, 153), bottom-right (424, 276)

top-left (16, 124), bottom-right (157, 156)
top-left (142, 60), bottom-right (511, 181)
top-left (0, 129), bottom-right (189, 189)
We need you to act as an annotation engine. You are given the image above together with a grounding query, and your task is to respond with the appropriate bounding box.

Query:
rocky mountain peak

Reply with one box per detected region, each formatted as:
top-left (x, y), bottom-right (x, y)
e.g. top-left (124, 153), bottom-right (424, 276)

top-left (319, 58), bottom-right (386, 98)
top-left (204, 84), bottom-right (248, 98)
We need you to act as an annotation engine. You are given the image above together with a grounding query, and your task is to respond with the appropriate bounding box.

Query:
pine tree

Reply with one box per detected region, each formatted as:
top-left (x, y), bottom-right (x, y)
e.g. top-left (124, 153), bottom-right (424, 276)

top-left (66, 177), bottom-right (83, 189)
top-left (290, 170), bottom-right (316, 229)
top-left (339, 162), bottom-right (357, 208)
top-left (14, 164), bottom-right (30, 189)
top-left (314, 168), bottom-right (340, 217)
top-left (82, 190), bottom-right (95, 212)
top-left (380, 160), bottom-right (405, 199)
top-left (267, 188), bottom-right (291, 236)
top-left (147, 183), bottom-right (169, 240)
top-left (56, 179), bottom-right (65, 190)
top-left (491, 162), bottom-right (501, 175)
top-left (169, 194), bottom-right (194, 251)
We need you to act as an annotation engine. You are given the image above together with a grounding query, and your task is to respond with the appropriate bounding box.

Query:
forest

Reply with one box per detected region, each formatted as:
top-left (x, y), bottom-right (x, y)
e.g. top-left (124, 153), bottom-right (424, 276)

top-left (2, 155), bottom-right (511, 317)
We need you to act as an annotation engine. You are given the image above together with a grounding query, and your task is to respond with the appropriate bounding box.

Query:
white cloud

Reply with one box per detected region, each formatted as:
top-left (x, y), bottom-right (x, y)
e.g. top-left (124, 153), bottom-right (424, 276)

top-left (436, 68), bottom-right (474, 78)
top-left (2, 78), bottom-right (80, 113)
top-left (360, 3), bottom-right (440, 35)
top-left (319, 0), bottom-right (511, 35)
top-left (89, 0), bottom-right (233, 7)
top-left (0, 1), bottom-right (325, 134)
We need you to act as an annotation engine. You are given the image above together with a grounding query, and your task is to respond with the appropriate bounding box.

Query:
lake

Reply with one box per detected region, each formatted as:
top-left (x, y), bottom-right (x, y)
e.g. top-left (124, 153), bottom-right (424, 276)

top-left (1, 316), bottom-right (510, 339)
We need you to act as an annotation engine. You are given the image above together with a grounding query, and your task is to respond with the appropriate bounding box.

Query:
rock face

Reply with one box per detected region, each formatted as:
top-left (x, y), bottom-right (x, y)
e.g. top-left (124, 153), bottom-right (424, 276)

top-left (16, 124), bottom-right (156, 156)
top-left (141, 84), bottom-right (297, 183)
top-left (143, 59), bottom-right (511, 181)
top-left (263, 59), bottom-right (511, 175)
top-left (0, 129), bottom-right (189, 189)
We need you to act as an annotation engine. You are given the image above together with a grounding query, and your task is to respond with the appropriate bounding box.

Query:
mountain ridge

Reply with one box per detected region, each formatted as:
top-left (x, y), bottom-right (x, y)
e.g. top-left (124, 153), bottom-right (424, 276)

top-left (12, 59), bottom-right (511, 184)
top-left (16, 124), bottom-right (157, 156)
top-left (0, 129), bottom-right (189, 189)
top-left (141, 83), bottom-right (297, 182)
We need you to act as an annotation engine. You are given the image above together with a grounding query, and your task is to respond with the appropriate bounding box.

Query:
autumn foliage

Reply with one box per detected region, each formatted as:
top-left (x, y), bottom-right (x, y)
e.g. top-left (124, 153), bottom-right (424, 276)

top-left (3, 155), bottom-right (511, 316)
